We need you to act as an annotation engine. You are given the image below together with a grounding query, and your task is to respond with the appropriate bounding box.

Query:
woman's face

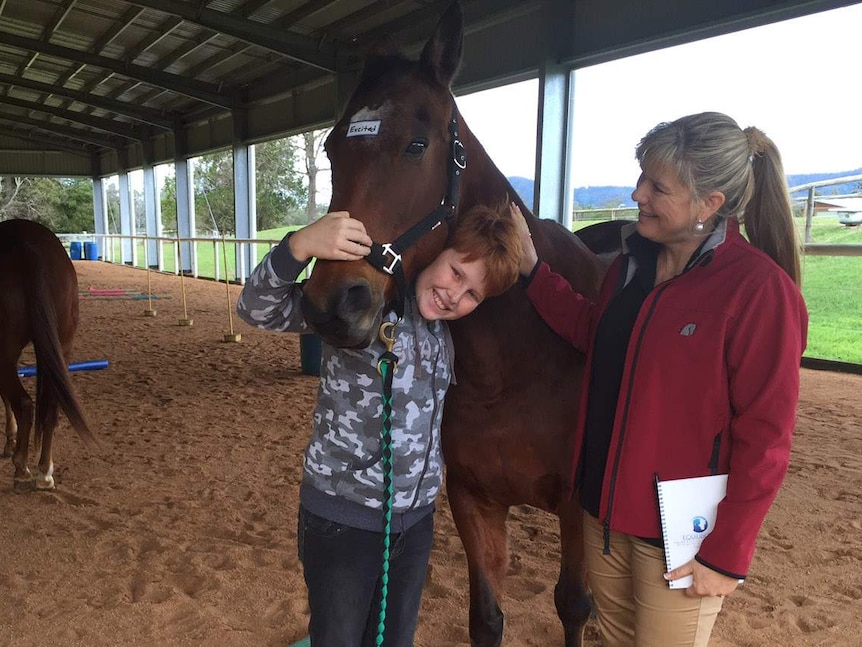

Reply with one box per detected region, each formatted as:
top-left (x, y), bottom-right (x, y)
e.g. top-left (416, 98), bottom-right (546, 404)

top-left (415, 248), bottom-right (487, 321)
top-left (631, 165), bottom-right (704, 246)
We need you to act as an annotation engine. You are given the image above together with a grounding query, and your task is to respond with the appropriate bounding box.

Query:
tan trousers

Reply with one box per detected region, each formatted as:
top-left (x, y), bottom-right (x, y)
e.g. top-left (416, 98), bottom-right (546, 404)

top-left (583, 512), bottom-right (724, 647)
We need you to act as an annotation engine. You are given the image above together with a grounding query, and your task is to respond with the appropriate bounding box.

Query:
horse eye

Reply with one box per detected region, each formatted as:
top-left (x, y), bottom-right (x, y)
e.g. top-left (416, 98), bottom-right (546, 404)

top-left (404, 140), bottom-right (428, 157)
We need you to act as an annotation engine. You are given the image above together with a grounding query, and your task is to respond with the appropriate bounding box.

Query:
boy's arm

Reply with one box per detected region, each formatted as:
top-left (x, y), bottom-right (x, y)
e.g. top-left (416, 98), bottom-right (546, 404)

top-left (236, 212), bottom-right (373, 332)
top-left (236, 234), bottom-right (310, 332)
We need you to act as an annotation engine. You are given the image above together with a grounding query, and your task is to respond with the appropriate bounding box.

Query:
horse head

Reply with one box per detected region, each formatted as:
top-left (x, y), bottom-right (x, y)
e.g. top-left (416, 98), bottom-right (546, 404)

top-left (300, 2), bottom-right (467, 348)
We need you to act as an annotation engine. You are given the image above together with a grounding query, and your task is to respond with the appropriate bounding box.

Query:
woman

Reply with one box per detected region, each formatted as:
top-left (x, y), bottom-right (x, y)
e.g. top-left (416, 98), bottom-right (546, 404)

top-left (514, 112), bottom-right (808, 646)
top-left (237, 204), bottom-right (521, 647)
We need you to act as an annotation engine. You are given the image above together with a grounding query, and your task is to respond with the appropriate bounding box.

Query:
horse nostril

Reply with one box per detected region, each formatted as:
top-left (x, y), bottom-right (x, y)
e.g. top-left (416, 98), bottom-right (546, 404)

top-left (339, 283), bottom-right (373, 318)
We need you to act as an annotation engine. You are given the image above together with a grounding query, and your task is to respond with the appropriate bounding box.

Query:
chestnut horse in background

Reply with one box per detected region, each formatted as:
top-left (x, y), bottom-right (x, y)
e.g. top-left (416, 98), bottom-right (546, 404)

top-left (300, 3), bottom-right (620, 645)
top-left (0, 218), bottom-right (95, 492)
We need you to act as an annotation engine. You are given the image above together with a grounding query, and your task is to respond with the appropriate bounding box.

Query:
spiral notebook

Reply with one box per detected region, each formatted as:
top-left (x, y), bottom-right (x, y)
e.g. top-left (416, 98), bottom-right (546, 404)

top-left (655, 474), bottom-right (728, 589)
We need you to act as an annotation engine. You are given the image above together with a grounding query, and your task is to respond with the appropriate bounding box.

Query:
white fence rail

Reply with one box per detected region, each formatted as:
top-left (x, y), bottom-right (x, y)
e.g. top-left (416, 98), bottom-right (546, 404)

top-left (56, 233), bottom-right (283, 284)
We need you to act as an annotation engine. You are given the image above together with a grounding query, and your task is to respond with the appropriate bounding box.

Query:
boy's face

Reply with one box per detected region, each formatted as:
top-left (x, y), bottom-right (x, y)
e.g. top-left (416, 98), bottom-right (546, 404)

top-left (415, 248), bottom-right (487, 321)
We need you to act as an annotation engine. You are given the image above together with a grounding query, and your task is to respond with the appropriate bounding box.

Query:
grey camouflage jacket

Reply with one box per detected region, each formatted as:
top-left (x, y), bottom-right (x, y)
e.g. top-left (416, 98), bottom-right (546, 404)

top-left (236, 236), bottom-right (453, 532)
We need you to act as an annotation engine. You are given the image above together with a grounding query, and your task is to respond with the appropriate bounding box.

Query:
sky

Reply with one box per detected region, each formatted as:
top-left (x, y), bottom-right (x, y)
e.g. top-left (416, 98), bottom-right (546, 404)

top-left (456, 3), bottom-right (862, 188)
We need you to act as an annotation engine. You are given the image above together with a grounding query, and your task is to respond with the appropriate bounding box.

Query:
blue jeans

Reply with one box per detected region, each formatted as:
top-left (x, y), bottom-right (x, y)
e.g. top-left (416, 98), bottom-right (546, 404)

top-left (298, 505), bottom-right (435, 647)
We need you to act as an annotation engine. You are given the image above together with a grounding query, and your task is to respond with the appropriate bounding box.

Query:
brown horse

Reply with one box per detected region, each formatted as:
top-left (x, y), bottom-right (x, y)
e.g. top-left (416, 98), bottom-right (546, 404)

top-left (300, 4), bottom-right (616, 645)
top-left (0, 218), bottom-right (95, 492)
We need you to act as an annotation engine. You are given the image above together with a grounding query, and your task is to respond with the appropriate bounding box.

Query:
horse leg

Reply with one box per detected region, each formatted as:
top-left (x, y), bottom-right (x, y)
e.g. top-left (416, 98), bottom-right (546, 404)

top-left (0, 370), bottom-right (35, 492)
top-left (447, 477), bottom-right (509, 647)
top-left (34, 396), bottom-right (59, 491)
top-left (2, 395), bottom-right (16, 457)
top-left (556, 498), bottom-right (592, 646)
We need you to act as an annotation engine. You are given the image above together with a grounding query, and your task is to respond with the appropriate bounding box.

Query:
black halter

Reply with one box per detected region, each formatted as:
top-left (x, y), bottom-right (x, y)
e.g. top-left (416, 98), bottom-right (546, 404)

top-left (363, 98), bottom-right (467, 319)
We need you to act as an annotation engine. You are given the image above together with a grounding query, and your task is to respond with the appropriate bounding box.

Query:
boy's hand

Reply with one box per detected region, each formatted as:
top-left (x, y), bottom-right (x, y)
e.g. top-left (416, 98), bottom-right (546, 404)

top-left (288, 211), bottom-right (373, 262)
top-left (510, 203), bottom-right (538, 275)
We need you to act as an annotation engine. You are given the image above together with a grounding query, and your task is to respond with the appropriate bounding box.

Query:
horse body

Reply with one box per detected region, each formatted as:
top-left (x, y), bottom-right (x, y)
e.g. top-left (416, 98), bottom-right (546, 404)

top-left (300, 4), bottom-right (606, 644)
top-left (0, 218), bottom-right (94, 491)
top-left (441, 129), bottom-right (601, 646)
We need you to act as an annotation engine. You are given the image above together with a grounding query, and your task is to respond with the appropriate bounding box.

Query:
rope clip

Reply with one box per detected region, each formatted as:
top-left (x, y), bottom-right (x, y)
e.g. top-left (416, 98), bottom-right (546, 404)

top-left (377, 321), bottom-right (398, 375)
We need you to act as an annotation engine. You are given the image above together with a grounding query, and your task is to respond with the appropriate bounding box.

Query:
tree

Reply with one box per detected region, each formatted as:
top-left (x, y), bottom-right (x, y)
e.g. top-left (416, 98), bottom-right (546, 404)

top-left (193, 150), bottom-right (234, 235)
top-left (303, 129), bottom-right (330, 223)
top-left (52, 178), bottom-right (95, 232)
top-left (105, 182), bottom-right (120, 234)
top-left (0, 176), bottom-right (26, 216)
top-left (189, 139), bottom-right (307, 235)
top-left (160, 173), bottom-right (177, 231)
top-left (256, 137), bottom-right (307, 230)
top-left (0, 176), bottom-right (94, 232)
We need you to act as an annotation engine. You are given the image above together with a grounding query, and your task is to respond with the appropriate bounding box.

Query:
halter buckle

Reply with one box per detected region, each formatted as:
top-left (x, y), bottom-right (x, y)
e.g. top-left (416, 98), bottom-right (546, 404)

top-left (452, 139), bottom-right (466, 169)
top-left (380, 243), bottom-right (402, 275)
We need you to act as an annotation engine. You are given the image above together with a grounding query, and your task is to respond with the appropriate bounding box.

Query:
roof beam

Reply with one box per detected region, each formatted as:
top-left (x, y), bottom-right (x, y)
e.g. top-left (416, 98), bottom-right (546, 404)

top-left (278, 0), bottom-right (334, 27)
top-left (233, 0), bottom-right (276, 19)
top-left (0, 31), bottom-right (234, 109)
top-left (125, 0), bottom-right (355, 72)
top-left (0, 112), bottom-right (123, 149)
top-left (91, 6), bottom-right (146, 55)
top-left (0, 125), bottom-right (93, 156)
top-left (0, 73), bottom-right (174, 129)
top-left (0, 94), bottom-right (144, 141)
top-left (15, 0), bottom-right (78, 77)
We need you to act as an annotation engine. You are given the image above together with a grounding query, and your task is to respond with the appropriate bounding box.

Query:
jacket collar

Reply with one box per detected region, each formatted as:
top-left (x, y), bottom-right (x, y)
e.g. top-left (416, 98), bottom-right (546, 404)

top-left (620, 217), bottom-right (732, 266)
top-left (616, 217), bottom-right (735, 287)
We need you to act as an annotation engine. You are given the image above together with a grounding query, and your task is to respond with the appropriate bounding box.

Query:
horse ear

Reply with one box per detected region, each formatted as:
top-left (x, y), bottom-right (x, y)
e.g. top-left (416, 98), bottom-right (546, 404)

top-left (419, 1), bottom-right (463, 88)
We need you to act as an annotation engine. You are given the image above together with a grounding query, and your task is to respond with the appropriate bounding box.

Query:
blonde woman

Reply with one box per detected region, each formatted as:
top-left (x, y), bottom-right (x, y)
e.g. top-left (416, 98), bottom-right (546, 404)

top-left (514, 112), bottom-right (808, 646)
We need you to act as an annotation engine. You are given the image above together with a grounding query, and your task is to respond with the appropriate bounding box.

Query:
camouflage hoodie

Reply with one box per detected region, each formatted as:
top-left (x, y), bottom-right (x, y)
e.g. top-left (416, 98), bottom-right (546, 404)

top-left (236, 236), bottom-right (453, 533)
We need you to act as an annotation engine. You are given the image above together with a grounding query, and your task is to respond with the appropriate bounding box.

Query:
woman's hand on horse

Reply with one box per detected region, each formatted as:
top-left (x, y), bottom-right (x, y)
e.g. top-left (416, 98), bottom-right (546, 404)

top-left (509, 203), bottom-right (538, 275)
top-left (289, 211), bottom-right (373, 262)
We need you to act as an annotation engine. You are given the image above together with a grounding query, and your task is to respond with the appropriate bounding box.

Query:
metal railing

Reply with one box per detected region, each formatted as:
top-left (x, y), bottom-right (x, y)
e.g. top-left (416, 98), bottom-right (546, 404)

top-left (57, 232), bottom-right (283, 284)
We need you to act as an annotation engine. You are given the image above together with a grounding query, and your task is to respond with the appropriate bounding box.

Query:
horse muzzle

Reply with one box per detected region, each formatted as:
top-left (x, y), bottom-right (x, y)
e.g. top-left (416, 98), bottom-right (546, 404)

top-left (300, 271), bottom-right (386, 349)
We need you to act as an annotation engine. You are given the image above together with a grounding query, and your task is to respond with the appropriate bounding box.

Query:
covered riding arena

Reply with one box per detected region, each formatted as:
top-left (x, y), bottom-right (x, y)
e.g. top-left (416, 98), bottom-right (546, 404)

top-left (1, 260), bottom-right (859, 646)
top-left (2, 0), bottom-right (861, 645)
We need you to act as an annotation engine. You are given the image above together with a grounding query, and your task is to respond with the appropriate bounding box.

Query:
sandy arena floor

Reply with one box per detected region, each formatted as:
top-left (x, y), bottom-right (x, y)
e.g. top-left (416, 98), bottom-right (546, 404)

top-left (0, 260), bottom-right (859, 646)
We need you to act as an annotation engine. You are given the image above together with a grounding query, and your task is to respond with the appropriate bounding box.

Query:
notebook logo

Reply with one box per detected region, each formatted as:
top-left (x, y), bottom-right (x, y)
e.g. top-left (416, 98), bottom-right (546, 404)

top-left (679, 323), bottom-right (697, 337)
top-left (692, 516), bottom-right (709, 533)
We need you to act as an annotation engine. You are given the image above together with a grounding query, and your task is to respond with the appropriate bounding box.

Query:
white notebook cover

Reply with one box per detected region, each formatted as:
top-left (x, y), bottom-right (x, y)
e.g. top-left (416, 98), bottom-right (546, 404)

top-left (655, 474), bottom-right (728, 589)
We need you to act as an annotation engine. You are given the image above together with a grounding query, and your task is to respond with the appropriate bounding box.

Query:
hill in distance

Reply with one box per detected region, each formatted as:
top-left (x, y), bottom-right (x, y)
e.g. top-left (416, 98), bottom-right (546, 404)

top-left (507, 167), bottom-right (862, 210)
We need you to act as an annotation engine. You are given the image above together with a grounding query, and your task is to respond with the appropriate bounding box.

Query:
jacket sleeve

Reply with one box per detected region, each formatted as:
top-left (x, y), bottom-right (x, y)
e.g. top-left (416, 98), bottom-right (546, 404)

top-left (236, 234), bottom-right (312, 333)
top-left (523, 261), bottom-right (599, 353)
top-left (697, 270), bottom-right (808, 578)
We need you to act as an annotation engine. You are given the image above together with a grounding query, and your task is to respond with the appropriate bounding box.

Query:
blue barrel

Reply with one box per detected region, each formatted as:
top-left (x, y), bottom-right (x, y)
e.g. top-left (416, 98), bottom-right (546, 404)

top-left (300, 334), bottom-right (322, 376)
top-left (83, 241), bottom-right (99, 260)
top-left (69, 241), bottom-right (83, 260)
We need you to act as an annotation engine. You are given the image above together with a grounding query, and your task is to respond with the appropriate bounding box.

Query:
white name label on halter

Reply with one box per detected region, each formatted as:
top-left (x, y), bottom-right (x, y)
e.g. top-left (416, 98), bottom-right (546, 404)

top-left (347, 120), bottom-right (381, 137)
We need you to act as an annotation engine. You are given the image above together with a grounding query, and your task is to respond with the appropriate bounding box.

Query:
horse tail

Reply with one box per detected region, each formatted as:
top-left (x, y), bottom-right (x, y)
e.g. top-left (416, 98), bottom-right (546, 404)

top-left (24, 253), bottom-right (96, 449)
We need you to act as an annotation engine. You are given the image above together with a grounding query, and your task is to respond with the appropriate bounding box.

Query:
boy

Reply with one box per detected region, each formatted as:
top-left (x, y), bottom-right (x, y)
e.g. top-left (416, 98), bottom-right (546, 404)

top-left (236, 204), bottom-right (521, 647)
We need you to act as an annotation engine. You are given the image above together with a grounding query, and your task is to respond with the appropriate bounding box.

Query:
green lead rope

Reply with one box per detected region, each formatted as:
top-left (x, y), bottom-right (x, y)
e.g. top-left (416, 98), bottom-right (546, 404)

top-left (376, 321), bottom-right (399, 647)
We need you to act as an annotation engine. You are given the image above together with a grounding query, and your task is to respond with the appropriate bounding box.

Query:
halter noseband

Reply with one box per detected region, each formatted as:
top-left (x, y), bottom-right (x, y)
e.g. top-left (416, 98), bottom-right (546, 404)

top-left (363, 98), bottom-right (467, 319)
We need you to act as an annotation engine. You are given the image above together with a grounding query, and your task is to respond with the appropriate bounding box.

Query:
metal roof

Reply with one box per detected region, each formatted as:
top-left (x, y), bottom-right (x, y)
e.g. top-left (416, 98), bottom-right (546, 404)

top-left (0, 0), bottom-right (858, 177)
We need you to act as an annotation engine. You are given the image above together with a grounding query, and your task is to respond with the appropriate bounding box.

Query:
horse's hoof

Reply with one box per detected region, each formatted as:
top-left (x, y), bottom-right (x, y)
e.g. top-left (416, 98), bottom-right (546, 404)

top-left (13, 478), bottom-right (35, 494)
top-left (35, 475), bottom-right (56, 491)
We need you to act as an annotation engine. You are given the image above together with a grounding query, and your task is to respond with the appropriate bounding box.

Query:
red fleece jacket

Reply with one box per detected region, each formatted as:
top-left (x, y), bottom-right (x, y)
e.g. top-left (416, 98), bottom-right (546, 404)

top-left (525, 220), bottom-right (808, 578)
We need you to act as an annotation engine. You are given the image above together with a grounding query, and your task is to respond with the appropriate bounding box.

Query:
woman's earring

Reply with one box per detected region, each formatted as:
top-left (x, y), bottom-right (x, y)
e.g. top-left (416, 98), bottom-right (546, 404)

top-left (694, 219), bottom-right (705, 233)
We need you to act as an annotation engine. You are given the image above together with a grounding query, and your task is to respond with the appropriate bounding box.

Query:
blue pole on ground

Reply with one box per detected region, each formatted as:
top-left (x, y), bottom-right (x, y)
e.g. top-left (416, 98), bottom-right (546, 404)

top-left (17, 360), bottom-right (110, 378)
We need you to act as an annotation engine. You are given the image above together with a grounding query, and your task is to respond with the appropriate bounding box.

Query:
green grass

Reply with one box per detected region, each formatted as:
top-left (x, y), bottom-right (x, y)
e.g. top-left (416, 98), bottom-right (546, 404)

top-left (103, 216), bottom-right (862, 364)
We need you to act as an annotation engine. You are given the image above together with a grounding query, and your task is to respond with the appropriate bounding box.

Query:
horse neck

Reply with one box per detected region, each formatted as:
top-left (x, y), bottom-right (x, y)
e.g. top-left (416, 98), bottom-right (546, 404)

top-left (457, 125), bottom-right (519, 214)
